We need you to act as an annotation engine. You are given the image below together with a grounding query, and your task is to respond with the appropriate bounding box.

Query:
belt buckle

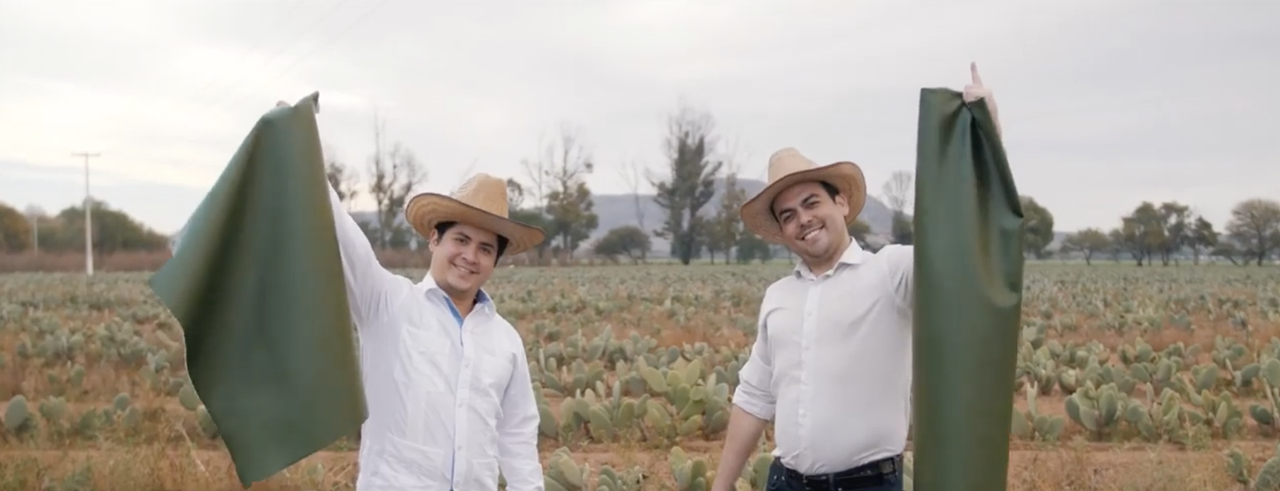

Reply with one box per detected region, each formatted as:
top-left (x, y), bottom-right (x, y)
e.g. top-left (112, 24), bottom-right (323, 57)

top-left (878, 455), bottom-right (899, 474)
top-left (802, 472), bottom-right (831, 486)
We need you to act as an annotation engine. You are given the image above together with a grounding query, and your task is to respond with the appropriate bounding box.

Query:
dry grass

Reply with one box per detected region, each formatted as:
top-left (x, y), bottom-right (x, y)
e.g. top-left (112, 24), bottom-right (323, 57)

top-left (0, 251), bottom-right (173, 273)
top-left (0, 442), bottom-right (1260, 491)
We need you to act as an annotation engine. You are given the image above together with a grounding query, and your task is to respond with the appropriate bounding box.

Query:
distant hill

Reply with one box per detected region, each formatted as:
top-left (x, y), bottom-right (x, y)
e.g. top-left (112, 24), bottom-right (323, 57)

top-left (351, 177), bottom-right (898, 257)
top-left (589, 177), bottom-right (897, 253)
top-left (346, 180), bottom-right (1084, 258)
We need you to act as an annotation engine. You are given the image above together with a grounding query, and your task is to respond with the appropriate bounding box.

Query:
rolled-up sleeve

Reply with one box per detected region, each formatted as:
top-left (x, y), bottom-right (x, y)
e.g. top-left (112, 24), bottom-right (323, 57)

top-left (732, 309), bottom-right (776, 420)
top-left (496, 345), bottom-right (543, 491)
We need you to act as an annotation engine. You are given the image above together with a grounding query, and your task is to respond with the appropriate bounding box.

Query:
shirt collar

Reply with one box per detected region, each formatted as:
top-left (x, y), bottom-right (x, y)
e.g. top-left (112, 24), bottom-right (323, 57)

top-left (418, 273), bottom-right (493, 311)
top-left (793, 237), bottom-right (865, 279)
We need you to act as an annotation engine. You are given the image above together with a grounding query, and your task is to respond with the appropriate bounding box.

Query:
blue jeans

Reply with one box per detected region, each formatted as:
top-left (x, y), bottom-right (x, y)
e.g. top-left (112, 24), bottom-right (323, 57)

top-left (765, 456), bottom-right (904, 491)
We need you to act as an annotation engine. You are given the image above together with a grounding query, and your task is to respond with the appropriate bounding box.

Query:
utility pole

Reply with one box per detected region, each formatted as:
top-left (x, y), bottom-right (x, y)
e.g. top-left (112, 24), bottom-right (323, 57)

top-left (72, 152), bottom-right (101, 276)
top-left (23, 205), bottom-right (44, 254)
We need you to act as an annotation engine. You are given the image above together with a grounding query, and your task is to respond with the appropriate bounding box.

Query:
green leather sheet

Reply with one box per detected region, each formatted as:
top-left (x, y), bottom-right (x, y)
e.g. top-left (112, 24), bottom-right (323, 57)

top-left (911, 88), bottom-right (1024, 490)
top-left (149, 92), bottom-right (368, 487)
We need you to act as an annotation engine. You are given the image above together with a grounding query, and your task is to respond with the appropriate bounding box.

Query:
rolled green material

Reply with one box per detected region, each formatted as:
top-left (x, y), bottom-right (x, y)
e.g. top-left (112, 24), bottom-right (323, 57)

top-left (148, 92), bottom-right (368, 488)
top-left (910, 88), bottom-right (1024, 491)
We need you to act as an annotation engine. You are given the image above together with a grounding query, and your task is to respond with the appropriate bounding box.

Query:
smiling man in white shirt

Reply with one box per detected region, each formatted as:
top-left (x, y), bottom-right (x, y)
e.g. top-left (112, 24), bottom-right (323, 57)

top-left (321, 167), bottom-right (547, 490)
top-left (709, 66), bottom-right (1001, 491)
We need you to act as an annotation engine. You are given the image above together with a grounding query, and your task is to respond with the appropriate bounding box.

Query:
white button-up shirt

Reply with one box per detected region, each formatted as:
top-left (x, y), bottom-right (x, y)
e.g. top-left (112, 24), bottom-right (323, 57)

top-left (732, 239), bottom-right (914, 476)
top-left (325, 184), bottom-right (543, 491)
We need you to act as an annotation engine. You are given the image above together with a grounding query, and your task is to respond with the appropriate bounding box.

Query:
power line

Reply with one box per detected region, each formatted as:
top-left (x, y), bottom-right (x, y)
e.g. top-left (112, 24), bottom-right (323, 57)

top-left (196, 0), bottom-right (355, 112)
top-left (183, 0), bottom-right (310, 104)
top-left (72, 151), bottom-right (102, 276)
top-left (254, 0), bottom-right (390, 89)
top-left (205, 0), bottom-right (390, 117)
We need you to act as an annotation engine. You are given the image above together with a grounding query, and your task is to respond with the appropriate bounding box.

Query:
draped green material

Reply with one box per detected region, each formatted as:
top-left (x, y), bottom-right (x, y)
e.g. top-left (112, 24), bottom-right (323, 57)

top-left (148, 92), bottom-right (367, 488)
top-left (910, 88), bottom-right (1024, 491)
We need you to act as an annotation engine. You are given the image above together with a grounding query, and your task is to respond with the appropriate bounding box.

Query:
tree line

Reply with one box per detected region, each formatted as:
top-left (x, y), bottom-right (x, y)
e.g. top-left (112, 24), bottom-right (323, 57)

top-left (320, 102), bottom-right (790, 265)
top-left (1058, 199), bottom-right (1280, 266)
top-left (3, 101), bottom-right (1278, 268)
top-left (0, 200), bottom-right (169, 255)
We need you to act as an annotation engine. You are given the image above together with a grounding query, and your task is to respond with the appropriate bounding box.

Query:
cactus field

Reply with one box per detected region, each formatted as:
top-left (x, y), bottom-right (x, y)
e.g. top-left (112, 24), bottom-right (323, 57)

top-left (1, 263), bottom-right (1280, 491)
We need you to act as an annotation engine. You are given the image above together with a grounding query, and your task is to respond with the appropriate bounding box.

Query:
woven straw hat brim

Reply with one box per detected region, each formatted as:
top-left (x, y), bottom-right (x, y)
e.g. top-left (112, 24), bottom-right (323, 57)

top-left (405, 193), bottom-right (546, 256)
top-left (739, 161), bottom-right (867, 244)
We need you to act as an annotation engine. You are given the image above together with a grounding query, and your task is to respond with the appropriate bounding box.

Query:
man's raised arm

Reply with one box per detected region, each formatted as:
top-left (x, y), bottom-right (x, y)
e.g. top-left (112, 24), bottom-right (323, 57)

top-left (280, 98), bottom-right (406, 327)
top-left (323, 175), bottom-right (403, 327)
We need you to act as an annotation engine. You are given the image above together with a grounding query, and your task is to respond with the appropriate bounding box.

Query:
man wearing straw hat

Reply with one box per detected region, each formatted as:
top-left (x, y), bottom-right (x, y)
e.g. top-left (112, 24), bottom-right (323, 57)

top-left (708, 65), bottom-right (1001, 491)
top-left (299, 111), bottom-right (548, 491)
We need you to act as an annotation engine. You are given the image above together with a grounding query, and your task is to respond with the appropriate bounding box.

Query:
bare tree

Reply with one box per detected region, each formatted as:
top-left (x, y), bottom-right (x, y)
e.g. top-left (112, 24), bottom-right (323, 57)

top-left (506, 178), bottom-right (526, 211)
top-left (707, 153), bottom-right (747, 264)
top-left (366, 113), bottom-right (391, 247)
top-left (534, 124), bottom-right (599, 257)
top-left (650, 100), bottom-right (724, 265)
top-left (366, 112), bottom-right (427, 249)
top-left (881, 170), bottom-right (914, 244)
top-left (520, 137), bottom-right (552, 213)
top-left (720, 131), bottom-right (753, 180)
top-left (617, 158), bottom-right (647, 230)
top-left (663, 99), bottom-right (719, 164)
top-left (323, 144), bottom-right (359, 209)
top-left (881, 170), bottom-right (913, 214)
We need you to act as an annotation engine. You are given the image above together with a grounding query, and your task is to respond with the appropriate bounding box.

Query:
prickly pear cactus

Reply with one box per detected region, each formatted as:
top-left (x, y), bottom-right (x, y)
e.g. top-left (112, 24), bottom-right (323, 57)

top-left (1250, 358), bottom-right (1280, 435)
top-left (1225, 443), bottom-right (1280, 491)
top-left (1011, 381), bottom-right (1066, 442)
top-left (1255, 443), bottom-right (1280, 491)
top-left (545, 446), bottom-right (590, 491)
top-left (669, 446), bottom-right (708, 491)
top-left (1065, 382), bottom-right (1124, 439)
top-left (596, 464), bottom-right (644, 491)
top-left (178, 383), bottom-right (201, 411)
top-left (195, 405), bottom-right (218, 439)
top-left (4, 394), bottom-right (33, 435)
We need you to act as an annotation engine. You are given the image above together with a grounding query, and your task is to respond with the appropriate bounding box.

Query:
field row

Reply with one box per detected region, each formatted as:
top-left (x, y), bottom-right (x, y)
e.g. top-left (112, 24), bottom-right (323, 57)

top-left (2, 264), bottom-right (1280, 490)
top-left (2, 334), bottom-right (1278, 448)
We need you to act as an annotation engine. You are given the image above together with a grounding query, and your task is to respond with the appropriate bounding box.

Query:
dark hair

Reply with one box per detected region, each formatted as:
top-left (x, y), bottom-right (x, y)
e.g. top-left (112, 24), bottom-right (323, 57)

top-left (771, 180), bottom-right (841, 221)
top-left (433, 221), bottom-right (510, 263)
top-left (819, 181), bottom-right (840, 200)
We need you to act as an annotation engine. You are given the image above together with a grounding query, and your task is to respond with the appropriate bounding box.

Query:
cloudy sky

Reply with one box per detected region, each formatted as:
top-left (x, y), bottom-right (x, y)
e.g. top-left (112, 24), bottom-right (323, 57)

top-left (2, 0), bottom-right (1277, 235)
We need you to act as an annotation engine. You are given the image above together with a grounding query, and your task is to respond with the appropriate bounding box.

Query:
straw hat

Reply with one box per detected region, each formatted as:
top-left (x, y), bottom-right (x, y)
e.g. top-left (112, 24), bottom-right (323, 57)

top-left (739, 147), bottom-right (866, 244)
top-left (404, 173), bottom-right (546, 256)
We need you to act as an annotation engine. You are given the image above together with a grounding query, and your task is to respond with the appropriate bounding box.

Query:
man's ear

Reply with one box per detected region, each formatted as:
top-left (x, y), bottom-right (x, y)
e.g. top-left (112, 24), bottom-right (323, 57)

top-left (427, 230), bottom-right (440, 252)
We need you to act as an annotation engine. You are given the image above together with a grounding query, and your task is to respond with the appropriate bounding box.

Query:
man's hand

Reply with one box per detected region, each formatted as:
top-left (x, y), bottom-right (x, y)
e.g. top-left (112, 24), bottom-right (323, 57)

top-left (962, 62), bottom-right (1002, 138)
top-left (709, 405), bottom-right (771, 491)
top-left (274, 94), bottom-right (319, 114)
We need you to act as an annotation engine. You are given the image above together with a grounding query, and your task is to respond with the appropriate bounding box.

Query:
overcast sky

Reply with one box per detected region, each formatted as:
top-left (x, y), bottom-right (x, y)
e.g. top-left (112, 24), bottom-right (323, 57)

top-left (2, 0), bottom-right (1277, 235)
